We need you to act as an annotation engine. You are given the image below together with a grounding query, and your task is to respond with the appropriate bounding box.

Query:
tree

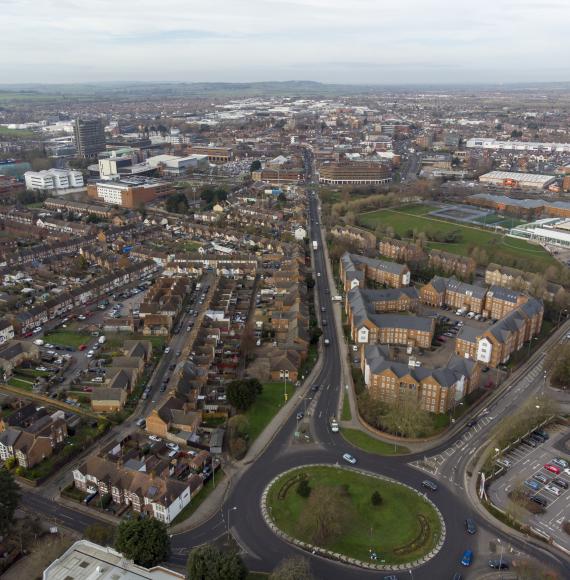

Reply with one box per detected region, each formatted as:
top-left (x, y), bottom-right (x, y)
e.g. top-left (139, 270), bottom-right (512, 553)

top-left (186, 545), bottom-right (247, 580)
top-left (226, 378), bottom-right (263, 411)
top-left (297, 478), bottom-right (311, 498)
top-left (165, 192), bottom-right (189, 214)
top-left (298, 485), bottom-right (350, 545)
top-left (84, 522), bottom-right (115, 546)
top-left (371, 490), bottom-right (382, 506)
top-left (380, 393), bottom-right (432, 438)
top-left (227, 414), bottom-right (250, 459)
top-left (114, 517), bottom-right (170, 568)
top-left (250, 160), bottom-right (262, 172)
top-left (269, 556), bottom-right (314, 580)
top-left (0, 468), bottom-right (20, 535)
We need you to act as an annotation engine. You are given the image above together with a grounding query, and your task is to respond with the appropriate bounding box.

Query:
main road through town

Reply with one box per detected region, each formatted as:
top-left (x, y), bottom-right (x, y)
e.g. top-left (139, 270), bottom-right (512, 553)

top-left (168, 195), bottom-right (570, 579)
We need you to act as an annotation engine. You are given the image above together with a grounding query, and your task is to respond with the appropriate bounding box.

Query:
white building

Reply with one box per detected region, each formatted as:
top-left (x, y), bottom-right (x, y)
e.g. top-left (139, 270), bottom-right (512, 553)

top-left (43, 540), bottom-right (185, 580)
top-left (24, 168), bottom-right (84, 192)
top-left (509, 218), bottom-right (570, 249)
top-left (146, 154), bottom-right (209, 175)
top-left (466, 138), bottom-right (570, 153)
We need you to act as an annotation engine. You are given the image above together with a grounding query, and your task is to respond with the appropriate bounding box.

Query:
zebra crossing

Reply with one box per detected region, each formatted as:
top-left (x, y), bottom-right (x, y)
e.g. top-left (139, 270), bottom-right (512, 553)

top-left (410, 415), bottom-right (494, 475)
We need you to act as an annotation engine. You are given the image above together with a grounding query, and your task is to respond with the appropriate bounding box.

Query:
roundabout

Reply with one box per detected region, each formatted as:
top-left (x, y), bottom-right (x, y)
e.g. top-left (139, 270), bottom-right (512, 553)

top-left (262, 464), bottom-right (445, 571)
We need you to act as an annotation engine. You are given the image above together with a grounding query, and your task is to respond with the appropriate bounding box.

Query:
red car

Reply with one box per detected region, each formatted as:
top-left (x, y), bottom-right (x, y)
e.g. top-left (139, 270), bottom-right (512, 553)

top-left (78, 344), bottom-right (87, 351)
top-left (82, 386), bottom-right (93, 392)
top-left (544, 464), bottom-right (561, 474)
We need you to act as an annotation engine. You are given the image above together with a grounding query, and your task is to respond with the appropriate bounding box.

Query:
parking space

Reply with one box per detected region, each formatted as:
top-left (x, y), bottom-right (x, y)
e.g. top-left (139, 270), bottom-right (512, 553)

top-left (488, 424), bottom-right (570, 550)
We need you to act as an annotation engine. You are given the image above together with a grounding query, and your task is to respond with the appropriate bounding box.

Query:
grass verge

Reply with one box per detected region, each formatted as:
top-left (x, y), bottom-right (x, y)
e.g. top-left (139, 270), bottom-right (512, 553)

top-left (245, 381), bottom-right (295, 442)
top-left (341, 427), bottom-right (409, 455)
top-left (170, 471), bottom-right (226, 526)
top-left (43, 330), bottom-right (90, 348)
top-left (341, 392), bottom-right (352, 421)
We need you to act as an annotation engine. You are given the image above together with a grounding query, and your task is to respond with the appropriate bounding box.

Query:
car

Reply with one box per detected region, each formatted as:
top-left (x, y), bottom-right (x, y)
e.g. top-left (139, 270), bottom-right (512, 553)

top-left (529, 433), bottom-right (546, 443)
top-left (551, 457), bottom-right (569, 469)
top-left (352, 345), bottom-right (358, 351)
top-left (544, 464), bottom-right (561, 474)
top-left (342, 453), bottom-right (357, 465)
top-left (148, 435), bottom-right (161, 442)
top-left (79, 344), bottom-right (87, 351)
top-left (465, 518), bottom-right (476, 535)
top-left (86, 352), bottom-right (93, 358)
top-left (530, 495), bottom-right (548, 507)
top-left (422, 480), bottom-right (438, 491)
top-left (311, 384), bottom-right (320, 392)
top-left (296, 412), bottom-right (304, 421)
top-left (317, 273), bottom-right (321, 277)
top-left (452, 575), bottom-right (462, 580)
top-left (82, 386), bottom-right (93, 392)
top-left (164, 347), bottom-right (171, 354)
top-left (175, 351), bottom-right (181, 357)
top-left (524, 479), bottom-right (540, 491)
top-left (166, 443), bottom-right (180, 451)
top-left (466, 419), bottom-right (478, 428)
top-left (460, 550), bottom-right (473, 567)
top-left (383, 576), bottom-right (398, 580)
top-left (522, 437), bottom-right (537, 448)
top-left (552, 477), bottom-right (568, 489)
top-left (35, 366), bottom-right (48, 372)
top-left (488, 560), bottom-right (509, 570)
top-left (544, 484), bottom-right (561, 496)
top-left (136, 418), bottom-right (146, 428)
top-left (533, 473), bottom-right (549, 484)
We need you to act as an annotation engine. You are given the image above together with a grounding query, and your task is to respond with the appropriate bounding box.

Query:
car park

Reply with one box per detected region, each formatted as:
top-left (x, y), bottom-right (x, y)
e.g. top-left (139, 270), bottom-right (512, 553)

top-left (342, 453), bottom-right (357, 464)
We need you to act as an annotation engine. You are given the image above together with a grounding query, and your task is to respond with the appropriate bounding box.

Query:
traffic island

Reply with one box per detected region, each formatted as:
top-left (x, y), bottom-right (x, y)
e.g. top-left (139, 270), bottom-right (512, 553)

top-left (261, 464), bottom-right (445, 571)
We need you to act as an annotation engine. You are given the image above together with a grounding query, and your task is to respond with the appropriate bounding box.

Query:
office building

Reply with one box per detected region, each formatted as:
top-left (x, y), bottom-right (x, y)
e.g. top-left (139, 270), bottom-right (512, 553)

top-left (87, 177), bottom-right (172, 208)
top-left (24, 168), bottom-right (84, 192)
top-left (74, 118), bottom-right (106, 158)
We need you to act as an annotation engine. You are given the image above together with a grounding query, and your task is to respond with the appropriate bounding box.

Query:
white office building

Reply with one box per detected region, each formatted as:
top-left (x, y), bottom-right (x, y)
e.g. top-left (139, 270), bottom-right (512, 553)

top-left (24, 168), bottom-right (84, 192)
top-left (466, 138), bottom-right (570, 153)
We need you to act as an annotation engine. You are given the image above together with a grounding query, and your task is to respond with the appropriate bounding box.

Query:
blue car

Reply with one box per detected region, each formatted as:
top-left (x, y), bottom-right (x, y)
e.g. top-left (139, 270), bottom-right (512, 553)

top-left (524, 479), bottom-right (540, 491)
top-left (461, 550), bottom-right (473, 567)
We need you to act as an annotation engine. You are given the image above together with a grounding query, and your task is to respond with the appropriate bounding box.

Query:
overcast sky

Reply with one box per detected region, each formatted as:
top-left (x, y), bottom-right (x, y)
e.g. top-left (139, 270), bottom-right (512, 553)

top-left (1, 0), bottom-right (569, 85)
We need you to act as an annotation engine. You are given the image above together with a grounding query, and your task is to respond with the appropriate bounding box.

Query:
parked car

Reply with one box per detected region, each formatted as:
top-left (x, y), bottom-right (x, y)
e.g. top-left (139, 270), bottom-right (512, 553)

top-left (530, 495), bottom-right (548, 507)
top-left (552, 478), bottom-right (568, 489)
top-left (544, 464), bottom-right (561, 474)
top-left (296, 412), bottom-right (304, 421)
top-left (544, 484), bottom-right (561, 496)
top-left (551, 458), bottom-right (569, 469)
top-left (533, 473), bottom-right (549, 484)
top-left (524, 479), bottom-right (540, 492)
top-left (148, 435), bottom-right (161, 442)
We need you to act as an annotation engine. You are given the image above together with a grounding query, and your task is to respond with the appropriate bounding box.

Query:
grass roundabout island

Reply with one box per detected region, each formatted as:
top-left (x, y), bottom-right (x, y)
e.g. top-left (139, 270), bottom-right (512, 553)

top-left (264, 465), bottom-right (444, 567)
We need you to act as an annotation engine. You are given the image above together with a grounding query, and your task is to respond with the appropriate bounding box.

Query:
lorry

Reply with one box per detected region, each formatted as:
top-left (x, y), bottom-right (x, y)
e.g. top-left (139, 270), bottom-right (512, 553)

top-left (329, 417), bottom-right (339, 433)
top-left (312, 240), bottom-right (318, 250)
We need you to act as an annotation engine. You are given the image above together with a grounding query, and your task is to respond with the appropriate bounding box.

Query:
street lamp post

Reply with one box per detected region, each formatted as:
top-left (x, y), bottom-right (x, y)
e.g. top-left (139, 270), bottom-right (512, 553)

top-left (280, 370), bottom-right (289, 403)
top-left (227, 506), bottom-right (237, 537)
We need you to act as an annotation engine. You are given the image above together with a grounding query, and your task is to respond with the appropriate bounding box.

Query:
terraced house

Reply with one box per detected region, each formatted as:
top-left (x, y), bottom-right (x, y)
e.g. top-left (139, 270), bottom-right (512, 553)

top-left (346, 288), bottom-right (434, 348)
top-left (362, 345), bottom-right (481, 412)
top-left (455, 298), bottom-right (543, 367)
top-left (340, 252), bottom-right (410, 292)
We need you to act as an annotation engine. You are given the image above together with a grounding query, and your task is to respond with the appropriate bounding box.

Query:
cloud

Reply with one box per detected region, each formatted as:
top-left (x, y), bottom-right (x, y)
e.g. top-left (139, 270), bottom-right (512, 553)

top-left (0, 0), bottom-right (569, 83)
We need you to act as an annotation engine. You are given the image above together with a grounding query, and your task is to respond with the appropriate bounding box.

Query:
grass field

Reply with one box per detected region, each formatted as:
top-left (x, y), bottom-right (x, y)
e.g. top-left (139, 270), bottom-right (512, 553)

top-left (267, 466), bottom-right (441, 564)
top-left (43, 330), bottom-right (90, 348)
top-left (358, 205), bottom-right (557, 273)
top-left (7, 377), bottom-right (33, 390)
top-left (245, 381), bottom-right (295, 442)
top-left (341, 427), bottom-right (410, 455)
top-left (179, 240), bottom-right (202, 252)
top-left (0, 126), bottom-right (36, 137)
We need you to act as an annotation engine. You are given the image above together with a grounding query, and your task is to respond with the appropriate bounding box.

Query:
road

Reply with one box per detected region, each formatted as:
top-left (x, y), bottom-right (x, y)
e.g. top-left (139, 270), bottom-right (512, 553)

top-left (19, 192), bottom-right (570, 578)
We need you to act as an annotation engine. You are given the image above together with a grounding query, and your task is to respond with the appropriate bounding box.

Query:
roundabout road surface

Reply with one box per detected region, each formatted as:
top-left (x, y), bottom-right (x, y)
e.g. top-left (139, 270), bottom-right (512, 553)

top-left (171, 196), bottom-right (570, 578)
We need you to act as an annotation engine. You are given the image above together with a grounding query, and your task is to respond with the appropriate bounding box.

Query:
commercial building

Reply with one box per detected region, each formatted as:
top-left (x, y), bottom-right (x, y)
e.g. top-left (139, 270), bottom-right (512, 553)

top-left (508, 218), bottom-right (570, 249)
top-left (362, 344), bottom-right (480, 412)
top-left (186, 145), bottom-right (232, 163)
top-left (146, 154), bottom-right (209, 175)
top-left (74, 118), bottom-right (106, 158)
top-left (467, 193), bottom-right (570, 220)
top-left (455, 298), bottom-right (543, 367)
top-left (87, 177), bottom-right (172, 208)
top-left (24, 168), bottom-right (84, 192)
top-left (319, 161), bottom-right (391, 185)
top-left (478, 171), bottom-right (556, 190)
top-left (466, 138), bottom-right (570, 153)
top-left (43, 540), bottom-right (185, 580)
top-left (340, 252), bottom-right (410, 291)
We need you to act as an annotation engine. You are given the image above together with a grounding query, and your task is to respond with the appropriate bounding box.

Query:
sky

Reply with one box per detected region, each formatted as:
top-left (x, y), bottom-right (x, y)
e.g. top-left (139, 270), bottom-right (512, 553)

top-left (1, 0), bottom-right (569, 85)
